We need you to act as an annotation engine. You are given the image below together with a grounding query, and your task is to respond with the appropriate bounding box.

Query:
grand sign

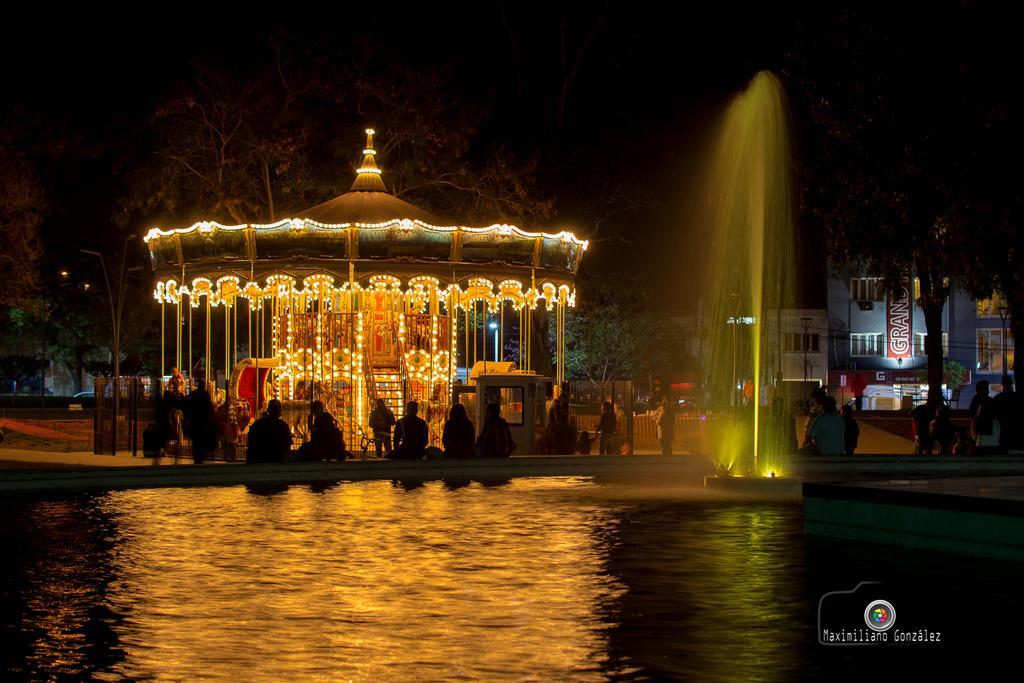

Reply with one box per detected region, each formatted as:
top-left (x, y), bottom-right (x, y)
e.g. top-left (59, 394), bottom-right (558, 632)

top-left (887, 276), bottom-right (913, 359)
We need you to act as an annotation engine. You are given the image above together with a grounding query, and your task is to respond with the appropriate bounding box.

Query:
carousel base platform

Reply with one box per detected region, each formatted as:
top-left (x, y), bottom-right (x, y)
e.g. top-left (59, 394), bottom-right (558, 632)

top-left (804, 477), bottom-right (1024, 562)
top-left (0, 454), bottom-right (713, 495)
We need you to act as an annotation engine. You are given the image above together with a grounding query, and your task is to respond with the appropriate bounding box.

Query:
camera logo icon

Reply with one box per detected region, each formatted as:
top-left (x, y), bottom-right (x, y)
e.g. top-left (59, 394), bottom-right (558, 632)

top-left (864, 600), bottom-right (896, 632)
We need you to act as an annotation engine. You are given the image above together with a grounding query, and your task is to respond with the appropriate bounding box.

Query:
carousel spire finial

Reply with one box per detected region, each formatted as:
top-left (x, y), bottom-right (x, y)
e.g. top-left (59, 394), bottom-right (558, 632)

top-left (351, 126), bottom-right (387, 192)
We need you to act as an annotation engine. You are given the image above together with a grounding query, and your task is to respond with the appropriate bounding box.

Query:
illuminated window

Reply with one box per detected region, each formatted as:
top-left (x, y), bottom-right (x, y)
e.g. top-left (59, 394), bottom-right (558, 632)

top-left (482, 386), bottom-right (524, 425)
top-left (851, 277), bottom-right (884, 301)
top-left (977, 329), bottom-right (1015, 373)
top-left (850, 333), bottom-right (883, 357)
top-left (976, 295), bottom-right (1008, 317)
top-left (784, 333), bottom-right (819, 353)
top-left (913, 333), bottom-right (948, 357)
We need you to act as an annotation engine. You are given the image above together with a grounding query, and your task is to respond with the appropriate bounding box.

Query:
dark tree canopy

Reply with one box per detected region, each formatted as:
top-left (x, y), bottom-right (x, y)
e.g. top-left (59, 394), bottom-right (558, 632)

top-left (0, 149), bottom-right (45, 306)
top-left (117, 39), bottom-right (554, 230)
top-left (565, 275), bottom-right (692, 383)
top-left (784, 6), bottom-right (1011, 398)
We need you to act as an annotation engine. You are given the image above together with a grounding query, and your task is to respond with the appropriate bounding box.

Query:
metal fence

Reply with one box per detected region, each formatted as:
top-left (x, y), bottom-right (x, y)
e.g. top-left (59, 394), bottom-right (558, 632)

top-left (93, 377), bottom-right (155, 455)
top-left (0, 409), bottom-right (93, 444)
top-left (632, 413), bottom-right (710, 453)
top-left (567, 380), bottom-right (634, 454)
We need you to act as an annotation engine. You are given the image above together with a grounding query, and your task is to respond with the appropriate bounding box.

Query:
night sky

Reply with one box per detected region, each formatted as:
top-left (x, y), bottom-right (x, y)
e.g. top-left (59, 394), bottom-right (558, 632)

top-left (1, 3), bottom-right (1006, 310)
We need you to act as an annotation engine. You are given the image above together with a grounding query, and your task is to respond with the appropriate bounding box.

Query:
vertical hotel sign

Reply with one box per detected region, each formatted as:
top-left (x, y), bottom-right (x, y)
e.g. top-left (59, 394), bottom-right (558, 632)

top-left (887, 275), bottom-right (912, 359)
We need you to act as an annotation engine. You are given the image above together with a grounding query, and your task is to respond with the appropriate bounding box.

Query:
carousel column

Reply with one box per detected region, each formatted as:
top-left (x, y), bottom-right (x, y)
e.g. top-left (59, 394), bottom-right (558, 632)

top-left (554, 299), bottom-right (561, 386)
top-left (160, 298), bottom-right (166, 377)
top-left (429, 286), bottom-right (437, 411)
top-left (348, 261), bottom-right (356, 445)
top-left (232, 298), bottom-right (238, 367)
top-left (561, 301), bottom-right (569, 387)
top-left (318, 281), bottom-right (326, 401)
top-left (224, 300), bottom-right (230, 388)
top-left (271, 292), bottom-right (279, 358)
top-left (176, 295), bottom-right (182, 371)
top-left (450, 301), bottom-right (458, 387)
top-left (288, 286), bottom-right (295, 400)
top-left (518, 303), bottom-right (524, 371)
top-left (449, 285), bottom-right (456, 389)
top-left (356, 302), bottom-right (365, 437)
top-left (247, 297), bottom-right (252, 362)
top-left (561, 300), bottom-right (566, 384)
top-left (255, 298), bottom-right (262, 414)
top-left (204, 297), bottom-right (211, 384)
top-left (330, 287), bottom-right (337, 407)
top-left (187, 294), bottom-right (193, 383)
top-left (526, 303), bottom-right (532, 373)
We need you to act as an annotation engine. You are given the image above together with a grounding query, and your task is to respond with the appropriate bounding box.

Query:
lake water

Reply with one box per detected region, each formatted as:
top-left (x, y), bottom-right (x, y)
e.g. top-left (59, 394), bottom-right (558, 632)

top-left (1, 477), bottom-right (1019, 680)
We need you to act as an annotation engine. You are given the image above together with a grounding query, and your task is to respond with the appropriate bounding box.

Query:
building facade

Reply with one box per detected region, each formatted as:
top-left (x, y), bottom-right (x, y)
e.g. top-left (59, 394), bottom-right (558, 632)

top-left (826, 269), bottom-right (1014, 409)
top-left (764, 308), bottom-right (829, 403)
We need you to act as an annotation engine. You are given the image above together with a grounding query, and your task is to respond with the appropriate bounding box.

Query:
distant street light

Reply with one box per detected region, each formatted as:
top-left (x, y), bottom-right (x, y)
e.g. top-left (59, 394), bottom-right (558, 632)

top-left (82, 235), bottom-right (141, 454)
top-left (489, 321), bottom-right (499, 362)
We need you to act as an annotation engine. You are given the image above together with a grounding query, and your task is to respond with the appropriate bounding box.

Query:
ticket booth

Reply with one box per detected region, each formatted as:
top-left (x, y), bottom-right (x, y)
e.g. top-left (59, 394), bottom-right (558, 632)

top-left (452, 365), bottom-right (552, 454)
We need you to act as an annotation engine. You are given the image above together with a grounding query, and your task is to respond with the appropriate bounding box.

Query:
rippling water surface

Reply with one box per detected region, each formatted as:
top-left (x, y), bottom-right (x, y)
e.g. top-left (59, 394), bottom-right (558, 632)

top-left (1, 477), bottom-right (1020, 681)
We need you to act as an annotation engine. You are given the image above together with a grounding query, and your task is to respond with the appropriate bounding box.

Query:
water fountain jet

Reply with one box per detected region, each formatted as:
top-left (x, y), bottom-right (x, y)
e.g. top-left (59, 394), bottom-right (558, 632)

top-left (702, 71), bottom-right (797, 479)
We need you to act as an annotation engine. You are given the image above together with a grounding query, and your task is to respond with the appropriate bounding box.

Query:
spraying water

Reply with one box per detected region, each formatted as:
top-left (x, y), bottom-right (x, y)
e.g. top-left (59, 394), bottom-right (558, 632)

top-left (703, 71), bottom-right (796, 476)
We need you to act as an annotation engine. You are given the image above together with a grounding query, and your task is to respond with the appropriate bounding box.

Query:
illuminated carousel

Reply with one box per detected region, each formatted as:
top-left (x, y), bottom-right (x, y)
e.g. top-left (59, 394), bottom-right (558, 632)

top-left (144, 129), bottom-right (588, 445)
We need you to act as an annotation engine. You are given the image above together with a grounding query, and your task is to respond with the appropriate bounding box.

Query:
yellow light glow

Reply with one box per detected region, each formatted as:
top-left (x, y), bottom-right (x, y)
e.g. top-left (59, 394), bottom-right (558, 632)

top-left (143, 218), bottom-right (588, 249)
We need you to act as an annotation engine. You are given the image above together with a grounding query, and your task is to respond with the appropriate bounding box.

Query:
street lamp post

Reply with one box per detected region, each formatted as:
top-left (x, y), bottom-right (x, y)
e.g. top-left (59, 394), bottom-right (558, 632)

top-left (999, 306), bottom-right (1010, 378)
top-left (82, 235), bottom-right (140, 454)
top-left (489, 321), bottom-right (499, 362)
top-left (800, 316), bottom-right (812, 407)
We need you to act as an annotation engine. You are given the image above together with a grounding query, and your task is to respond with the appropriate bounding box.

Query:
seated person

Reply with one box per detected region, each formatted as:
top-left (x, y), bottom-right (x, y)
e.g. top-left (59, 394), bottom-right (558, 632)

top-left (799, 396), bottom-right (845, 455)
top-left (298, 401), bottom-right (350, 461)
top-left (476, 402), bottom-right (516, 458)
top-left (246, 399), bottom-right (292, 463)
top-left (576, 430), bottom-right (593, 455)
top-left (442, 403), bottom-right (475, 458)
top-left (390, 401), bottom-right (429, 460)
top-left (142, 422), bottom-right (161, 458)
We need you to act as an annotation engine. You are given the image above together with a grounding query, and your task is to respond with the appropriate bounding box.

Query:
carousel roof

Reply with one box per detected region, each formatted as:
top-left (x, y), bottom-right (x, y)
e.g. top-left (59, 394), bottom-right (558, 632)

top-left (297, 184), bottom-right (446, 226)
top-left (143, 128), bottom-right (587, 283)
top-left (297, 129), bottom-right (447, 225)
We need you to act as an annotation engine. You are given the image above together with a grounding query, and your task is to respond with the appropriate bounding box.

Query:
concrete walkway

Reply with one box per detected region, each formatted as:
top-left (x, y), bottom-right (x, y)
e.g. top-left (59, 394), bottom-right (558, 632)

top-left (854, 421), bottom-right (915, 454)
top-left (795, 416), bottom-right (915, 455)
top-left (0, 448), bottom-right (206, 469)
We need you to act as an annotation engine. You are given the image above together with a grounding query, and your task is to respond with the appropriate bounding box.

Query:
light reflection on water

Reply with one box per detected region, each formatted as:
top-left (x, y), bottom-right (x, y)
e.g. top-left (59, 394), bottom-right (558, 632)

top-left (8, 477), bottom-right (1012, 681)
top-left (102, 478), bottom-right (627, 681)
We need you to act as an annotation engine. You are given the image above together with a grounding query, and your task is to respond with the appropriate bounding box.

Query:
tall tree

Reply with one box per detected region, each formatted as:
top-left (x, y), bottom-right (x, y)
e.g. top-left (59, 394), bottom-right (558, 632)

top-left (118, 38), bottom-right (554, 230)
top-left (0, 148), bottom-right (45, 306)
top-left (785, 7), bottom-right (991, 404)
top-left (951, 15), bottom-right (1024, 386)
top-left (565, 275), bottom-right (691, 383)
